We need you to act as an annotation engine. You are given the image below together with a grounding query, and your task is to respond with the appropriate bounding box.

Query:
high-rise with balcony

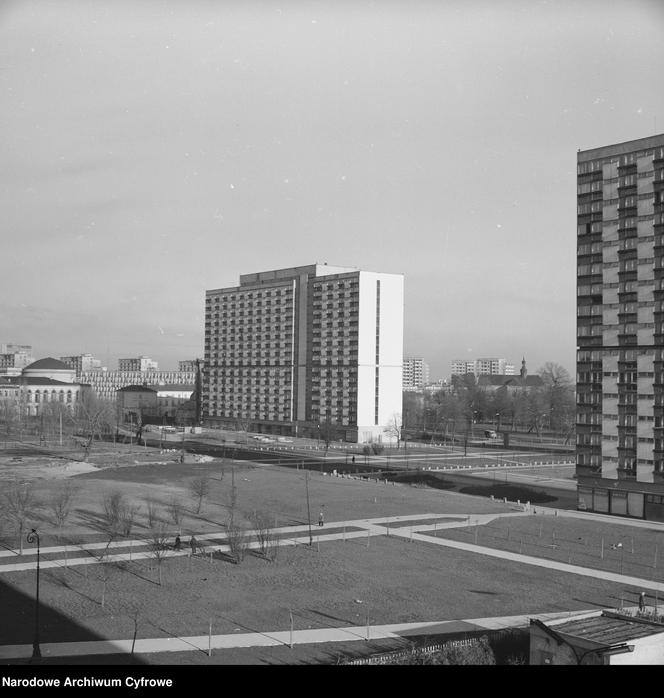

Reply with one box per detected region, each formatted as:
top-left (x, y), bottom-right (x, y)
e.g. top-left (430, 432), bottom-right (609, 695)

top-left (403, 357), bottom-right (430, 391)
top-left (203, 264), bottom-right (404, 443)
top-left (576, 133), bottom-right (664, 521)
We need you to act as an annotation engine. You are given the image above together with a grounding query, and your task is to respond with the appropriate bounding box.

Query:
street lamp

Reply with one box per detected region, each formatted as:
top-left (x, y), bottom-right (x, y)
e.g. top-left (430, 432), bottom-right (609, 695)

top-left (26, 529), bottom-right (41, 662)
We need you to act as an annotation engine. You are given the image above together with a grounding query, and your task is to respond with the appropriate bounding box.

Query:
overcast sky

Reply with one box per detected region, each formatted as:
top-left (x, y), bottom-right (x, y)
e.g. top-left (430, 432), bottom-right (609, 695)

top-left (2, 0), bottom-right (663, 378)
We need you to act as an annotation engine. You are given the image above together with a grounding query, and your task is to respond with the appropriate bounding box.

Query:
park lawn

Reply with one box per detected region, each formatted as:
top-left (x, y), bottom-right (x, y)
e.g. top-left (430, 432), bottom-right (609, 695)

top-left (4, 462), bottom-right (515, 549)
top-left (1, 530), bottom-right (648, 656)
top-left (429, 514), bottom-right (664, 583)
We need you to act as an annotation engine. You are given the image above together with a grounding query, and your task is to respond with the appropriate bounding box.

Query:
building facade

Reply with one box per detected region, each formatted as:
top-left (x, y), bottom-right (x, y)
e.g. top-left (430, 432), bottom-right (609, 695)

top-left (203, 264), bottom-right (404, 443)
top-left (0, 344), bottom-right (35, 376)
top-left (403, 357), bottom-right (430, 391)
top-left (81, 369), bottom-right (196, 402)
top-left (0, 358), bottom-right (84, 417)
top-left (60, 353), bottom-right (104, 375)
top-left (118, 356), bottom-right (159, 372)
top-left (450, 357), bottom-right (514, 377)
top-left (576, 133), bottom-right (664, 520)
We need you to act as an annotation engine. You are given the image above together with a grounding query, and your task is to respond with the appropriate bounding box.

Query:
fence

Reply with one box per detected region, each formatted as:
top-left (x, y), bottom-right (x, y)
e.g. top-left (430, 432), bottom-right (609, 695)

top-left (339, 637), bottom-right (479, 665)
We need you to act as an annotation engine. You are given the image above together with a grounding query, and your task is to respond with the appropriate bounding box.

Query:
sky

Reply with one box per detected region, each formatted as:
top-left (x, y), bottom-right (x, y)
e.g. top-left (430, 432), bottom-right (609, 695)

top-left (2, 0), bottom-right (664, 378)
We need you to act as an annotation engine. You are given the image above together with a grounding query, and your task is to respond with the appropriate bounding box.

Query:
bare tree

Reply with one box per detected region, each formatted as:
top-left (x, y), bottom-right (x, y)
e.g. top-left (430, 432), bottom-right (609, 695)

top-left (3, 480), bottom-right (36, 555)
top-left (189, 475), bottom-right (211, 514)
top-left (248, 510), bottom-right (278, 561)
top-left (71, 392), bottom-right (116, 460)
top-left (97, 562), bottom-right (112, 608)
top-left (0, 398), bottom-right (20, 442)
top-left (538, 362), bottom-right (575, 435)
top-left (119, 501), bottom-right (141, 537)
top-left (225, 517), bottom-right (249, 564)
top-left (226, 466), bottom-right (238, 527)
top-left (235, 417), bottom-right (252, 444)
top-left (144, 496), bottom-right (159, 528)
top-left (98, 491), bottom-right (126, 557)
top-left (383, 413), bottom-right (403, 447)
top-left (318, 417), bottom-right (336, 451)
top-left (120, 597), bottom-right (142, 660)
top-left (147, 524), bottom-right (171, 585)
top-left (168, 496), bottom-right (186, 532)
top-left (49, 480), bottom-right (80, 529)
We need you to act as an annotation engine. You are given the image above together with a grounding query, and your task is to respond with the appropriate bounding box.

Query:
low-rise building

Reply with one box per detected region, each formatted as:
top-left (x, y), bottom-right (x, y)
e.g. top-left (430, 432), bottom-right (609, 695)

top-left (530, 611), bottom-right (664, 665)
top-left (116, 385), bottom-right (158, 427)
top-left (0, 358), bottom-right (85, 417)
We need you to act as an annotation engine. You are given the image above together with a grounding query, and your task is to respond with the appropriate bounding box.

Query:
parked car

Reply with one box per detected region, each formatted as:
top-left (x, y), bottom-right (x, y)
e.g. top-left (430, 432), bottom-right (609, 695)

top-left (484, 430), bottom-right (498, 439)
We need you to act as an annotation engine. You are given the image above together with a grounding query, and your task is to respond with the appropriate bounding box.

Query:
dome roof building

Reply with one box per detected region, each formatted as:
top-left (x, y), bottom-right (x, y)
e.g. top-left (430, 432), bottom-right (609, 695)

top-left (23, 357), bottom-right (77, 383)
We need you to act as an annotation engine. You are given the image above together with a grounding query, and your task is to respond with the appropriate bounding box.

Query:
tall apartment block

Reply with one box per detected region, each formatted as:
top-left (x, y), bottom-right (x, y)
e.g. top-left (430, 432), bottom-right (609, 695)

top-left (403, 357), bottom-right (430, 390)
top-left (450, 358), bottom-right (514, 377)
top-left (203, 264), bottom-right (404, 443)
top-left (576, 133), bottom-right (664, 521)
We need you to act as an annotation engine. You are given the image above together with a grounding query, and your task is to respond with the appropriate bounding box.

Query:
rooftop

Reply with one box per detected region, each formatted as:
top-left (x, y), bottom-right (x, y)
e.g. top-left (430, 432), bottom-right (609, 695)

top-left (117, 385), bottom-right (157, 393)
top-left (551, 612), bottom-right (664, 645)
top-left (24, 357), bottom-right (71, 371)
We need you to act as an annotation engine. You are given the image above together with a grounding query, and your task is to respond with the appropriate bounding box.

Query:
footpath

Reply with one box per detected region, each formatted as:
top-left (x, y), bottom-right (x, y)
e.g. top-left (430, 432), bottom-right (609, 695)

top-left (2, 507), bottom-right (664, 661)
top-left (0, 608), bottom-right (603, 661)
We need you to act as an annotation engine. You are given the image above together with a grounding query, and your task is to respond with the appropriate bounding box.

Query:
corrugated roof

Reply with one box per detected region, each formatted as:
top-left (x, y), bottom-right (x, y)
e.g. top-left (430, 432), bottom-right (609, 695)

top-left (552, 613), bottom-right (664, 644)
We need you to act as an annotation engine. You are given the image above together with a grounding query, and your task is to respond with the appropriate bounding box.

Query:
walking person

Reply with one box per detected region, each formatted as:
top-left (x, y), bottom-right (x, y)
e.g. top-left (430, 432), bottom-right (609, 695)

top-left (351, 455), bottom-right (355, 465)
top-left (318, 509), bottom-right (324, 527)
top-left (174, 535), bottom-right (181, 551)
top-left (639, 591), bottom-right (646, 612)
top-left (190, 535), bottom-right (198, 555)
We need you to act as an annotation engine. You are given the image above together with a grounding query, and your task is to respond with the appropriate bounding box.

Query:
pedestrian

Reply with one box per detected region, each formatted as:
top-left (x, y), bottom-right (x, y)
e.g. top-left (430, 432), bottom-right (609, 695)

top-left (174, 535), bottom-right (181, 551)
top-left (639, 591), bottom-right (646, 612)
top-left (190, 536), bottom-right (198, 555)
top-left (351, 455), bottom-right (355, 465)
top-left (318, 510), bottom-right (324, 527)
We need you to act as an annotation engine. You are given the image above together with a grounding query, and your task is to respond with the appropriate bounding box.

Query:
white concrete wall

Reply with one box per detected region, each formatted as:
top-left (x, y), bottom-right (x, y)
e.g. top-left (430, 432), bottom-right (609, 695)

top-left (611, 633), bottom-right (664, 665)
top-left (355, 271), bottom-right (403, 442)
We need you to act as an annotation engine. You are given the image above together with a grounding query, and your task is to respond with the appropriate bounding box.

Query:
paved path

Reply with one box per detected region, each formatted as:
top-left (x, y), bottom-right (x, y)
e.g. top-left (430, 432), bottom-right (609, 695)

top-left (3, 506), bottom-right (663, 661)
top-left (0, 608), bottom-right (601, 660)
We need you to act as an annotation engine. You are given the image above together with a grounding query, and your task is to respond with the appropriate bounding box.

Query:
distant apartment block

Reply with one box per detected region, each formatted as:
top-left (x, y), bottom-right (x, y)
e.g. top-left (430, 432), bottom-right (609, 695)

top-left (203, 264), bottom-right (404, 443)
top-left (178, 360), bottom-right (199, 372)
top-left (0, 343), bottom-right (32, 355)
top-left (0, 343), bottom-right (35, 376)
top-left (576, 133), bottom-right (664, 521)
top-left (118, 356), bottom-right (159, 372)
top-left (403, 357), bottom-right (430, 391)
top-left (60, 353), bottom-right (103, 376)
top-left (450, 357), bottom-right (514, 377)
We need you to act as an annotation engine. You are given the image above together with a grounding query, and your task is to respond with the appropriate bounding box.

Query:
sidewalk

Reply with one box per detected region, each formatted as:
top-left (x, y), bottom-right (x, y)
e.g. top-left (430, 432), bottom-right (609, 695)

top-left (0, 608), bottom-right (599, 661)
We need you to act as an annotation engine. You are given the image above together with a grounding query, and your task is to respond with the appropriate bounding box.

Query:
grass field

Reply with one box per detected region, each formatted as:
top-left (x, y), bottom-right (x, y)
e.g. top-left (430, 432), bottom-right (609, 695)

top-left (0, 445), bottom-right (660, 665)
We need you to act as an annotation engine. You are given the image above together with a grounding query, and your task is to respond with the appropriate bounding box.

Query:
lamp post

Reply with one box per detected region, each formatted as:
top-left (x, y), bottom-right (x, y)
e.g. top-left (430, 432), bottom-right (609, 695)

top-left (26, 529), bottom-right (41, 662)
